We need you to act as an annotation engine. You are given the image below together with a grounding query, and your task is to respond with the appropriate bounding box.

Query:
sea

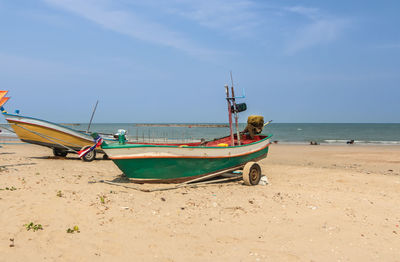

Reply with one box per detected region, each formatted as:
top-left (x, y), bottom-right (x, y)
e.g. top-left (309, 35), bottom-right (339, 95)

top-left (1, 122), bottom-right (399, 145)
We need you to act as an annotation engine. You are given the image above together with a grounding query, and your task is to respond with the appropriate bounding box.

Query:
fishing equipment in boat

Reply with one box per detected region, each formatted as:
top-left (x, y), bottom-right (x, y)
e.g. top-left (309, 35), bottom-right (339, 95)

top-left (242, 115), bottom-right (264, 139)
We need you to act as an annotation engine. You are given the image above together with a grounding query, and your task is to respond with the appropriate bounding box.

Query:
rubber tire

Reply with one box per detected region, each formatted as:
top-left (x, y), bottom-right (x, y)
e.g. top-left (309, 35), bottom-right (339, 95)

top-left (242, 162), bottom-right (262, 186)
top-left (53, 148), bottom-right (68, 157)
top-left (102, 154), bottom-right (109, 160)
top-left (81, 146), bottom-right (96, 162)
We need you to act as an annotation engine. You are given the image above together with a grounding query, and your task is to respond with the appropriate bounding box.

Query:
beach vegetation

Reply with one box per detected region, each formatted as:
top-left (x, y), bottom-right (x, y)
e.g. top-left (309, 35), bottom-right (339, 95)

top-left (0, 186), bottom-right (17, 191)
top-left (66, 225), bottom-right (80, 233)
top-left (56, 190), bottom-right (62, 197)
top-left (99, 195), bottom-right (105, 204)
top-left (24, 222), bottom-right (43, 231)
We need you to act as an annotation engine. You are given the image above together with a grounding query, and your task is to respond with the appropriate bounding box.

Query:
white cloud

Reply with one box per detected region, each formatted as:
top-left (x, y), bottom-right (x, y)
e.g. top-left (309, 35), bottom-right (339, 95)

top-left (285, 18), bottom-right (348, 54)
top-left (284, 5), bottom-right (349, 54)
top-left (43, 0), bottom-right (218, 58)
top-left (165, 0), bottom-right (260, 36)
top-left (42, 0), bottom-right (350, 56)
top-left (284, 6), bottom-right (321, 20)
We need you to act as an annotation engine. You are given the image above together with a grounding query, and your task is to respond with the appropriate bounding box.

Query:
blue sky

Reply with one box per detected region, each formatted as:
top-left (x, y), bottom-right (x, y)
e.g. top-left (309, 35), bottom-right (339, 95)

top-left (1, 0), bottom-right (399, 123)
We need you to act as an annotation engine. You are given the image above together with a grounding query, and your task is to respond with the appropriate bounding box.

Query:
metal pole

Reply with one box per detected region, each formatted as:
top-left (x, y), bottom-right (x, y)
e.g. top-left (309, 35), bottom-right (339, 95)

top-left (230, 72), bottom-right (241, 145)
top-left (231, 87), bottom-right (241, 146)
top-left (87, 100), bottom-right (99, 133)
top-left (225, 85), bottom-right (234, 146)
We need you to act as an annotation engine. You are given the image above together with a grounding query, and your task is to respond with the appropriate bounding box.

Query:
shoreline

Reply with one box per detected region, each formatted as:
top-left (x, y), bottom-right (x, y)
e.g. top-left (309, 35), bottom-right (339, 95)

top-left (1, 138), bottom-right (400, 146)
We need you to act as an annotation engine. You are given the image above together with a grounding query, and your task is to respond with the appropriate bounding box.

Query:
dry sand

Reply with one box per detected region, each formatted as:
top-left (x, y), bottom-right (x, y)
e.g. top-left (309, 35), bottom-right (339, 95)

top-left (0, 143), bottom-right (399, 261)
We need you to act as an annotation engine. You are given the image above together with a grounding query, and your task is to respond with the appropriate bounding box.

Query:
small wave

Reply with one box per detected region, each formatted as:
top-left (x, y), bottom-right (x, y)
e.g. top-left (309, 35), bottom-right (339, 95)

top-left (323, 139), bottom-right (400, 145)
top-left (323, 140), bottom-right (349, 144)
top-left (367, 141), bottom-right (400, 145)
top-left (272, 141), bottom-right (310, 145)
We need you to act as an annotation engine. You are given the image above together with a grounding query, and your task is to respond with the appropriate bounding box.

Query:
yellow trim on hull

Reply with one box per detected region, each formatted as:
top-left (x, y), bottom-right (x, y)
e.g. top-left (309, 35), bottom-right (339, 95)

top-left (8, 121), bottom-right (93, 149)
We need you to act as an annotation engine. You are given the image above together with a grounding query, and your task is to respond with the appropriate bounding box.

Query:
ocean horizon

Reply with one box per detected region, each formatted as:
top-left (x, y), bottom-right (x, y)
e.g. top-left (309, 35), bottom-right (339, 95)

top-left (1, 122), bottom-right (399, 145)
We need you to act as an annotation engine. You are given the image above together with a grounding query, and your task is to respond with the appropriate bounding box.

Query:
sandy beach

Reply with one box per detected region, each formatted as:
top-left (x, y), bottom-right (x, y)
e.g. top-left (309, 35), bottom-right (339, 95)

top-left (0, 143), bottom-right (399, 261)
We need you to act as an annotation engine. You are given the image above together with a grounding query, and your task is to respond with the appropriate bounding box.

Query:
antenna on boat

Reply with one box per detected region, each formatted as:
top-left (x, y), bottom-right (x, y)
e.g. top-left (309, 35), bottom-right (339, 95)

top-left (225, 85), bottom-right (234, 146)
top-left (87, 100), bottom-right (99, 133)
top-left (230, 71), bottom-right (241, 146)
top-left (225, 72), bottom-right (247, 146)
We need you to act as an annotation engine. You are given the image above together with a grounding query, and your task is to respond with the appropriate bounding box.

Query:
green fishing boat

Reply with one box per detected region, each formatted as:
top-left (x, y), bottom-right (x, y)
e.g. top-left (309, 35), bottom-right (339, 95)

top-left (102, 134), bottom-right (271, 183)
top-left (102, 82), bottom-right (272, 184)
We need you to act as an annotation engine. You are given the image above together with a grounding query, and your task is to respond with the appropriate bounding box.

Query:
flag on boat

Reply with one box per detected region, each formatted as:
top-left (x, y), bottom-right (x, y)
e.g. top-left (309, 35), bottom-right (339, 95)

top-left (0, 90), bottom-right (7, 101)
top-left (78, 134), bottom-right (103, 158)
top-left (0, 91), bottom-right (9, 109)
top-left (0, 97), bottom-right (10, 107)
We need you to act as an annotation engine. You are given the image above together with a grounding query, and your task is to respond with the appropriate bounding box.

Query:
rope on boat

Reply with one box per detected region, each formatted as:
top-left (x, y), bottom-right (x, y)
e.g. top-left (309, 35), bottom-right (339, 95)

top-left (98, 175), bottom-right (242, 192)
top-left (12, 123), bottom-right (80, 153)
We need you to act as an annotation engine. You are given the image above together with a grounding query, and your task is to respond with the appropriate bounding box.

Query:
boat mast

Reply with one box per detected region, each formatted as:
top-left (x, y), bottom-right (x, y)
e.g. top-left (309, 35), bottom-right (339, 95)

top-left (225, 85), bottom-right (234, 146)
top-left (230, 72), bottom-right (241, 146)
top-left (87, 100), bottom-right (99, 133)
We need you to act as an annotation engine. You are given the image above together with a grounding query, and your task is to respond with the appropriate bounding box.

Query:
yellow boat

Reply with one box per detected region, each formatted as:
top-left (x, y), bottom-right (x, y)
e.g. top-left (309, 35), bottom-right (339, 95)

top-left (1, 90), bottom-right (111, 161)
top-left (3, 112), bottom-right (101, 160)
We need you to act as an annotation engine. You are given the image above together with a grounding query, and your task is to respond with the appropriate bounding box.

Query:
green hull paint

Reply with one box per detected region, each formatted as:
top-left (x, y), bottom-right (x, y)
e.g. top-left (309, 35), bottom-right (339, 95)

top-left (112, 146), bottom-right (269, 180)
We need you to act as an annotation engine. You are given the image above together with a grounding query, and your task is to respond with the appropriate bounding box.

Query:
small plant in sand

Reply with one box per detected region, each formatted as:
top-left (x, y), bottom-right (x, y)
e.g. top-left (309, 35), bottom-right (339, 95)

top-left (99, 195), bottom-right (105, 204)
top-left (66, 225), bottom-right (80, 234)
top-left (0, 186), bottom-right (17, 191)
top-left (9, 238), bottom-right (14, 247)
top-left (56, 190), bottom-right (63, 197)
top-left (24, 222), bottom-right (43, 232)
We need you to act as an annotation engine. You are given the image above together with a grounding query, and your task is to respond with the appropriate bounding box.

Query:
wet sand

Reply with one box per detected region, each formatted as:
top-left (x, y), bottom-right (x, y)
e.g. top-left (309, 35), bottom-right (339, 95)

top-left (0, 143), bottom-right (399, 261)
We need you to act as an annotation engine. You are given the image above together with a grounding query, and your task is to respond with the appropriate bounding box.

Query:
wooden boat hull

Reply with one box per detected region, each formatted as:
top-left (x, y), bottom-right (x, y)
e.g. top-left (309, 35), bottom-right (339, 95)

top-left (102, 135), bottom-right (271, 183)
top-left (3, 113), bottom-right (95, 151)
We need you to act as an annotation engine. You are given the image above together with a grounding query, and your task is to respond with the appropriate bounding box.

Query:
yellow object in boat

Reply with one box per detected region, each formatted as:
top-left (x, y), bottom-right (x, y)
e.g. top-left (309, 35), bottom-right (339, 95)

top-left (217, 143), bottom-right (228, 147)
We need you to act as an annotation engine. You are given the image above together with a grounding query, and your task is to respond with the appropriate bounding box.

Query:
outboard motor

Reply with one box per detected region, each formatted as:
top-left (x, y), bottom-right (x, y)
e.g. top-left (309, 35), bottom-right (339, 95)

top-left (114, 129), bottom-right (127, 144)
